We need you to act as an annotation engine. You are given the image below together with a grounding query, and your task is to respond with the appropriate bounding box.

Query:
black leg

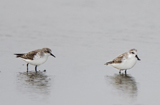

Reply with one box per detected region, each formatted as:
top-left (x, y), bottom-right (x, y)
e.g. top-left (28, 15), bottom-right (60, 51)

top-left (35, 65), bottom-right (37, 72)
top-left (119, 70), bottom-right (121, 74)
top-left (27, 63), bottom-right (29, 72)
top-left (125, 70), bottom-right (127, 74)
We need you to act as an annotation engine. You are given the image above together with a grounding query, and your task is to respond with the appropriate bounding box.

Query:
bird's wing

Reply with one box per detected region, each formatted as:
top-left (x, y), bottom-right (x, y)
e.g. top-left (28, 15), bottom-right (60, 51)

top-left (112, 52), bottom-right (127, 63)
top-left (21, 51), bottom-right (38, 60)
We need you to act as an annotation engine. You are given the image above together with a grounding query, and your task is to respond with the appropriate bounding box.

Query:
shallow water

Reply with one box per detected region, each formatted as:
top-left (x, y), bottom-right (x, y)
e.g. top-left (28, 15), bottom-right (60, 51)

top-left (0, 0), bottom-right (160, 105)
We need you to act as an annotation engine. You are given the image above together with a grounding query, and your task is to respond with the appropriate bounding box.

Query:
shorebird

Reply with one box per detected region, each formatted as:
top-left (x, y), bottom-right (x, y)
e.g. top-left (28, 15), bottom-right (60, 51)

top-left (15, 48), bottom-right (55, 72)
top-left (105, 49), bottom-right (140, 74)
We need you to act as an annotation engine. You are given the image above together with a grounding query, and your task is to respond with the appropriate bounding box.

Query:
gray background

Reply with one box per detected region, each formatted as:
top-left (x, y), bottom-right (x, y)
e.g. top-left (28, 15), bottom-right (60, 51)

top-left (0, 0), bottom-right (160, 105)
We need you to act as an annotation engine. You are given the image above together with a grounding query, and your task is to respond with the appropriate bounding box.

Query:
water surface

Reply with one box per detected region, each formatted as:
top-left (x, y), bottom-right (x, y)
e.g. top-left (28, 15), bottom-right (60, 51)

top-left (0, 0), bottom-right (160, 105)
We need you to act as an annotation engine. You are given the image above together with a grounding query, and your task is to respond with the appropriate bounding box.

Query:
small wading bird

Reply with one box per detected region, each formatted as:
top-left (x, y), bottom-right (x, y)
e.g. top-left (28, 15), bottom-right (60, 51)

top-left (105, 49), bottom-right (140, 74)
top-left (14, 48), bottom-right (56, 72)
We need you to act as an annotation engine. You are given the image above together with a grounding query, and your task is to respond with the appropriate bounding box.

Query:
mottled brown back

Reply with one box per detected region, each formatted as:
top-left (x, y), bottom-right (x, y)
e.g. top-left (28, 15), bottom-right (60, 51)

top-left (14, 49), bottom-right (42, 60)
top-left (105, 52), bottom-right (128, 65)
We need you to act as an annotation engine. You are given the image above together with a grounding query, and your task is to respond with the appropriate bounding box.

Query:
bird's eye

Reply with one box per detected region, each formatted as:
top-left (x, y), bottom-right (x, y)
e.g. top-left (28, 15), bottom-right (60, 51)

top-left (131, 52), bottom-right (134, 54)
top-left (45, 51), bottom-right (50, 53)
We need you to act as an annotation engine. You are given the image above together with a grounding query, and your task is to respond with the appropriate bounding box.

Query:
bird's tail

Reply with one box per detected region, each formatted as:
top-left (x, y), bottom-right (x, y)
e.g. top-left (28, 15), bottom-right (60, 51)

top-left (14, 54), bottom-right (24, 58)
top-left (105, 61), bottom-right (113, 65)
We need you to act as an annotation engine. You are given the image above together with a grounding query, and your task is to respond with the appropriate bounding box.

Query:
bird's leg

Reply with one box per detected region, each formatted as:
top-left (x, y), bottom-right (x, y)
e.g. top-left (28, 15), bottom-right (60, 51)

top-left (27, 63), bottom-right (29, 72)
top-left (125, 70), bottom-right (127, 74)
top-left (35, 65), bottom-right (37, 73)
top-left (119, 70), bottom-right (121, 74)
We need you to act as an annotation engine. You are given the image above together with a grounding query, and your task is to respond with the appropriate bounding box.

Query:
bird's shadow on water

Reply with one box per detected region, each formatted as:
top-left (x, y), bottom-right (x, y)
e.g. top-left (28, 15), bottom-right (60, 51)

top-left (16, 71), bottom-right (52, 100)
top-left (105, 73), bottom-right (138, 99)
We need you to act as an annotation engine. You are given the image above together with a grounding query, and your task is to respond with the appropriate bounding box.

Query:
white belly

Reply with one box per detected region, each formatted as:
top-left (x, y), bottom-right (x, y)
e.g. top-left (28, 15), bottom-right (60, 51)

top-left (111, 58), bottom-right (137, 70)
top-left (23, 55), bottom-right (49, 66)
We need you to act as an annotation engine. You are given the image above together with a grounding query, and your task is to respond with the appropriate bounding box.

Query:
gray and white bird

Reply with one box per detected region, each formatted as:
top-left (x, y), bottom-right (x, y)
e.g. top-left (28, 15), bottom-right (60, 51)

top-left (15, 48), bottom-right (55, 72)
top-left (105, 49), bottom-right (140, 74)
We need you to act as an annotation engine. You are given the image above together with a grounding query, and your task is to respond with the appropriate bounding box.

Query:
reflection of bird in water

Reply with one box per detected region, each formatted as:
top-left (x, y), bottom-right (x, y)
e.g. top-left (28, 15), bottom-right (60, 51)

top-left (17, 71), bottom-right (52, 100)
top-left (106, 74), bottom-right (138, 98)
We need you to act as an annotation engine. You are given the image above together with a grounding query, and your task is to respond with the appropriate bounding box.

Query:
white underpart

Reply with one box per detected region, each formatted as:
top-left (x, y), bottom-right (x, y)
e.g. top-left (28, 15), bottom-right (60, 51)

top-left (22, 53), bottom-right (50, 66)
top-left (111, 53), bottom-right (137, 70)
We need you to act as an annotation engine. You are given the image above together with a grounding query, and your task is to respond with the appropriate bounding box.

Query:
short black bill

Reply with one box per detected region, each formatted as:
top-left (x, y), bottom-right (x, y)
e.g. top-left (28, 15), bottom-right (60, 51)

top-left (50, 53), bottom-right (56, 58)
top-left (135, 55), bottom-right (140, 61)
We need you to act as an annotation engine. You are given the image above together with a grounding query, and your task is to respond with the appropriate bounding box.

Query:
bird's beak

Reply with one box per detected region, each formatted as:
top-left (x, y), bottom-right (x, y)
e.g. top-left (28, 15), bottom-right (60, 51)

top-left (135, 55), bottom-right (140, 61)
top-left (50, 53), bottom-right (56, 58)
